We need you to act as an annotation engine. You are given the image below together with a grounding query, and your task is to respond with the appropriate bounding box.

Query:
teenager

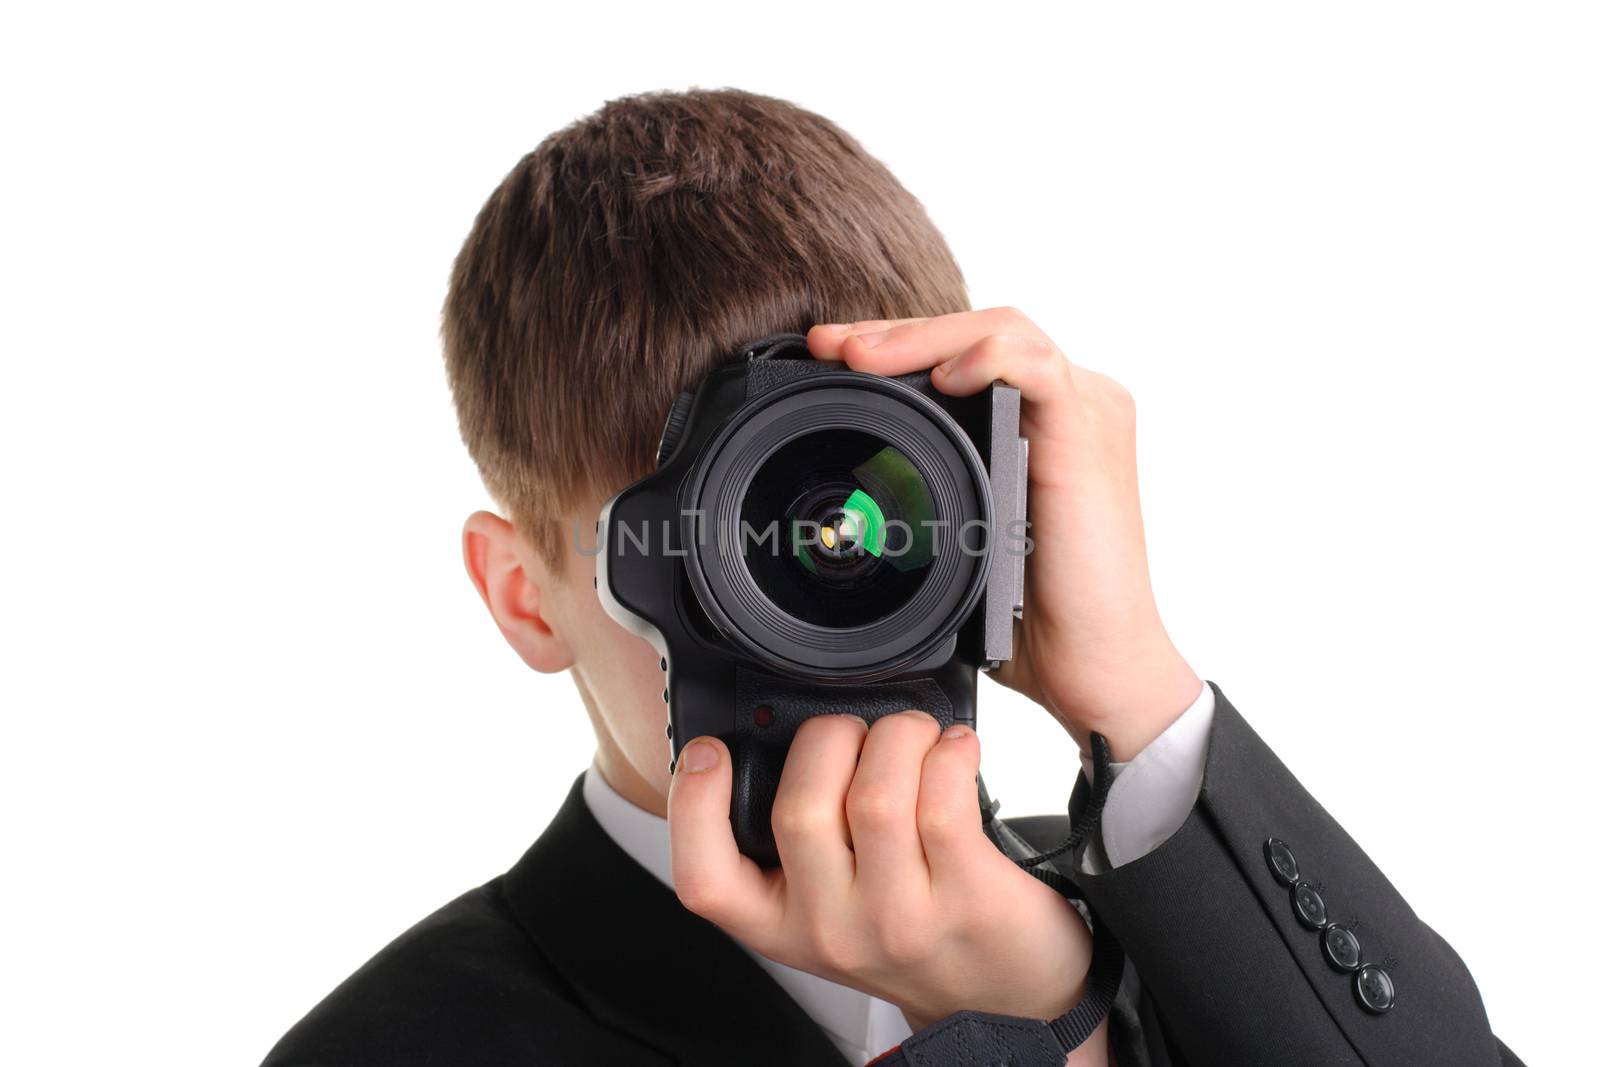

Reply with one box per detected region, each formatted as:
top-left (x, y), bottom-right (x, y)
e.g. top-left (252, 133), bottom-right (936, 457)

top-left (262, 88), bottom-right (1519, 1067)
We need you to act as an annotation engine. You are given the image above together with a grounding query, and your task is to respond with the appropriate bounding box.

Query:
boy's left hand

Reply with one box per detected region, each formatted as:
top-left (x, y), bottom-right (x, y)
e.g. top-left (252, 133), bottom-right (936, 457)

top-left (809, 310), bottom-right (1201, 761)
top-left (667, 710), bottom-right (1104, 1050)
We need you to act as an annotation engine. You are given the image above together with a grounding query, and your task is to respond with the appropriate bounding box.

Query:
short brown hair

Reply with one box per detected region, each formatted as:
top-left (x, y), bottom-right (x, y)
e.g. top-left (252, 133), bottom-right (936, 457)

top-left (442, 88), bottom-right (969, 563)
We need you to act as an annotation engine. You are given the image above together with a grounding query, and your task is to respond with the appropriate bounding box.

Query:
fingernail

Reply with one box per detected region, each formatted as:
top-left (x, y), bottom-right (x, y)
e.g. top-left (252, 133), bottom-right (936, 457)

top-left (680, 739), bottom-right (718, 773)
top-left (943, 726), bottom-right (974, 742)
top-left (853, 329), bottom-right (889, 349)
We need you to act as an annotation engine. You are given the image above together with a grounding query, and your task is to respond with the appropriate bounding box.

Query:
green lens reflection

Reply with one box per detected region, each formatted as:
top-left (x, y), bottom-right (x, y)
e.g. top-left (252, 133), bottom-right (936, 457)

top-left (840, 489), bottom-right (885, 557)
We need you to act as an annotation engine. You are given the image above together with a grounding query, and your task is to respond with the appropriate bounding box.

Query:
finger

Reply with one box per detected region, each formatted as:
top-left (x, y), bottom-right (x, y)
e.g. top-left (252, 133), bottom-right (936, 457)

top-left (916, 725), bottom-right (991, 881)
top-left (846, 710), bottom-right (943, 896)
top-left (770, 714), bottom-right (866, 895)
top-left (806, 318), bottom-right (928, 360)
top-left (930, 332), bottom-right (1078, 425)
top-left (829, 307), bottom-right (1052, 377)
top-left (668, 737), bottom-right (783, 943)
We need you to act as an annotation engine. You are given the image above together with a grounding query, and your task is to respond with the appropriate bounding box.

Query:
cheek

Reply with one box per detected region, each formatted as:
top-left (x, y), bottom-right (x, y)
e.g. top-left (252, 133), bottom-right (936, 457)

top-left (608, 646), bottom-right (673, 750)
top-left (569, 593), bottom-right (675, 781)
top-left (602, 642), bottom-right (676, 795)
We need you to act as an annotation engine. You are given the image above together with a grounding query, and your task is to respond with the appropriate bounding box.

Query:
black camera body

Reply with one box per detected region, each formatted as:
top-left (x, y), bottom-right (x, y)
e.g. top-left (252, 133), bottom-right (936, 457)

top-left (598, 334), bottom-right (1027, 865)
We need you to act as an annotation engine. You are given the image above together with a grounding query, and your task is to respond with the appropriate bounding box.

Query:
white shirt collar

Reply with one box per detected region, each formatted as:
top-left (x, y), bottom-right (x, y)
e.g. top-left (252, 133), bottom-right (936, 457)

top-left (582, 763), bottom-right (912, 1065)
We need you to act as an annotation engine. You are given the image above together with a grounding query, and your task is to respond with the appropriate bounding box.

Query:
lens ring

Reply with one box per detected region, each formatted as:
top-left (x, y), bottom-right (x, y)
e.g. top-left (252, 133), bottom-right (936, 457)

top-left (685, 374), bottom-right (992, 679)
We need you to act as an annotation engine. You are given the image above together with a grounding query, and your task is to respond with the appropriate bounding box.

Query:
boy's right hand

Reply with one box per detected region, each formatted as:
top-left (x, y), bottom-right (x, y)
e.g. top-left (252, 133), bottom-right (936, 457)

top-left (667, 711), bottom-right (1108, 1062)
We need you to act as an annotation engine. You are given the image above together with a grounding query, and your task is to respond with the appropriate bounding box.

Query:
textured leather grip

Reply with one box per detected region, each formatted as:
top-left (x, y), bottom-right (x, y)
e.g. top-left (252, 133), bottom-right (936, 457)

top-left (732, 668), bottom-right (956, 867)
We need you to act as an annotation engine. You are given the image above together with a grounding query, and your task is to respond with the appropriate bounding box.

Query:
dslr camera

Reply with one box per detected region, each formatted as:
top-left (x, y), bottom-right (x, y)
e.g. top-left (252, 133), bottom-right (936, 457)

top-left (598, 333), bottom-right (1028, 865)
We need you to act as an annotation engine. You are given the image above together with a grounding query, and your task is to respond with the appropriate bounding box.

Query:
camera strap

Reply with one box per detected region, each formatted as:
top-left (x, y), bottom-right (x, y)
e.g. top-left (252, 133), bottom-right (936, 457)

top-left (739, 331), bottom-right (813, 361)
top-left (867, 734), bottom-right (1124, 1067)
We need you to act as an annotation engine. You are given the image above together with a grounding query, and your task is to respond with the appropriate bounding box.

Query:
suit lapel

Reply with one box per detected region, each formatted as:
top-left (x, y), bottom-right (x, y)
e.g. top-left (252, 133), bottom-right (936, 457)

top-left (503, 776), bottom-right (852, 1067)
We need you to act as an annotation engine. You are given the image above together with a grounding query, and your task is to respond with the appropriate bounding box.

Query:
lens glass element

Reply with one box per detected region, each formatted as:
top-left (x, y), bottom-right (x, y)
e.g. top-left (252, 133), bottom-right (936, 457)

top-left (739, 429), bottom-right (938, 627)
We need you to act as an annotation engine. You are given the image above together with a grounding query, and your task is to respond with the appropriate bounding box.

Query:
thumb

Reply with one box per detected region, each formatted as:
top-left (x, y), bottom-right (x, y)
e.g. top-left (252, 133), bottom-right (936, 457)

top-left (667, 737), bottom-right (780, 940)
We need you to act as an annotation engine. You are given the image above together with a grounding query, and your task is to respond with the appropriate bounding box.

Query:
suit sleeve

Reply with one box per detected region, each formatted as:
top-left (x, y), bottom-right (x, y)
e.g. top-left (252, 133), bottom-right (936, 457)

top-left (1069, 683), bottom-right (1513, 1067)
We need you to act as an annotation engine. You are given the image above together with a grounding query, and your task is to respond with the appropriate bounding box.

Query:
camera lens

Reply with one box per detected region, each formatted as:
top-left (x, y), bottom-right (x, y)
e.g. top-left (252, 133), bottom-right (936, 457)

top-left (739, 430), bottom-right (937, 627)
top-left (687, 377), bottom-right (991, 678)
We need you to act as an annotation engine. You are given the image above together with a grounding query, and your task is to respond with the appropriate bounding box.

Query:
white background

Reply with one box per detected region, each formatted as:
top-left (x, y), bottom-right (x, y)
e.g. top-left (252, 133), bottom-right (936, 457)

top-left (3, 3), bottom-right (1595, 1064)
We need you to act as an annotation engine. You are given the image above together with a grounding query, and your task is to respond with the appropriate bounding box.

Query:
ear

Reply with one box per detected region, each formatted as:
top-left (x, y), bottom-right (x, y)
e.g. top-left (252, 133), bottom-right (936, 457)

top-left (461, 511), bottom-right (574, 673)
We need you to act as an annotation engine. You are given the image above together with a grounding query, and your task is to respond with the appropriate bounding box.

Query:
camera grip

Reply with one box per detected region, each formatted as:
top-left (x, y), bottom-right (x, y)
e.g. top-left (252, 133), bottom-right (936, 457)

top-left (731, 669), bottom-right (956, 867)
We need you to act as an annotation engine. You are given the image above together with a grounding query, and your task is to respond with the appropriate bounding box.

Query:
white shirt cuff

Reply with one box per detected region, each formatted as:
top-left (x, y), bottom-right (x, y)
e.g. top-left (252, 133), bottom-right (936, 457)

top-left (1078, 681), bottom-right (1215, 869)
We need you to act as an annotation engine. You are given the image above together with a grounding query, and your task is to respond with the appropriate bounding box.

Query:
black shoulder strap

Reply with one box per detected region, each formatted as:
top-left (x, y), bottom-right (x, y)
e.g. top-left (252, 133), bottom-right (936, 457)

top-left (869, 735), bottom-right (1124, 1066)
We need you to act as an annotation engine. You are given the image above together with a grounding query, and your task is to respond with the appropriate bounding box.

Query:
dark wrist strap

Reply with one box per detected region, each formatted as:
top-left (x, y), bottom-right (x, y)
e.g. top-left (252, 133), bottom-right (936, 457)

top-left (869, 734), bottom-right (1124, 1066)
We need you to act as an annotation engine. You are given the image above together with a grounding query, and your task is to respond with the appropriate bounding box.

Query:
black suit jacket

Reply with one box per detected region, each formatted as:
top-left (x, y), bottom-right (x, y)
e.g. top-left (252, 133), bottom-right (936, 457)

top-left (263, 686), bottom-right (1521, 1066)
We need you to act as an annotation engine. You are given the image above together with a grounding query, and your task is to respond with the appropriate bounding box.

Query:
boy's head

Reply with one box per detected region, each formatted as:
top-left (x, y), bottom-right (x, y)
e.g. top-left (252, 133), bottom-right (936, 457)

top-left (443, 88), bottom-right (967, 809)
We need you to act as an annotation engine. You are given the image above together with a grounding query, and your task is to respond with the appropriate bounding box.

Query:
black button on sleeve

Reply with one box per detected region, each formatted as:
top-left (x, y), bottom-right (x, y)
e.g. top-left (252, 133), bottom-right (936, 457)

top-left (1264, 837), bottom-right (1299, 886)
top-left (1322, 923), bottom-right (1362, 972)
top-left (1292, 881), bottom-right (1328, 929)
top-left (1355, 964), bottom-right (1395, 1014)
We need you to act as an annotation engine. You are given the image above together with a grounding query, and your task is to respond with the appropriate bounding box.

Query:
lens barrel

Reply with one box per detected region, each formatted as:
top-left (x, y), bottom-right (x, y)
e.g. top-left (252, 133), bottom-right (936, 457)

top-left (685, 373), bottom-right (993, 680)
